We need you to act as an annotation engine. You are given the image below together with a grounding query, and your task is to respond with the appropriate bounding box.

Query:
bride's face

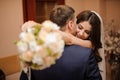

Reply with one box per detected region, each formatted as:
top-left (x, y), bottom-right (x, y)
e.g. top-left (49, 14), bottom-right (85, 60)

top-left (76, 21), bottom-right (91, 40)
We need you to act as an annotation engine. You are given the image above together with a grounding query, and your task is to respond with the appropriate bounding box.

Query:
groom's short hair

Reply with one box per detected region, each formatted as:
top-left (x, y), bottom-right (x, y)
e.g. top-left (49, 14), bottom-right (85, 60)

top-left (50, 5), bottom-right (75, 27)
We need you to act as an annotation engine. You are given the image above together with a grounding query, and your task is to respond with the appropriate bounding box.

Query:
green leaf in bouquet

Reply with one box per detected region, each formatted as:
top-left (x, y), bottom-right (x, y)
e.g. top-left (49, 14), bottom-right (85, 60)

top-left (13, 40), bottom-right (18, 45)
top-left (31, 63), bottom-right (39, 67)
top-left (37, 39), bottom-right (44, 45)
top-left (46, 48), bottom-right (52, 56)
top-left (33, 25), bottom-right (42, 36)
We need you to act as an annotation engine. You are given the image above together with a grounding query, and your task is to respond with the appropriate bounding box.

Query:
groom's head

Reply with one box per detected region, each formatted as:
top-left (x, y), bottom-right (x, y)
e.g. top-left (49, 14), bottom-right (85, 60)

top-left (50, 5), bottom-right (77, 36)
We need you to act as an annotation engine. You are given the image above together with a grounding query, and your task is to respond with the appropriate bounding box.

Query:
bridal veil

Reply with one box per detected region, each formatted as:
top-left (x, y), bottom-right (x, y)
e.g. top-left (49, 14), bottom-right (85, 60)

top-left (91, 11), bottom-right (106, 80)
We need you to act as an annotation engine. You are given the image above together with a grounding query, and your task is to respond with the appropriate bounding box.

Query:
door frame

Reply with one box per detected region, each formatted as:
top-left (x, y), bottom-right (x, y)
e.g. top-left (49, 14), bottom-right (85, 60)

top-left (22, 0), bottom-right (65, 22)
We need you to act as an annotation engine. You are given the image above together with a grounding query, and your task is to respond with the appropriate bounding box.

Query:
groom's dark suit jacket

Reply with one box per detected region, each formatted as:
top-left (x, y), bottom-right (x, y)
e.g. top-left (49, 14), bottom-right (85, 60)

top-left (20, 45), bottom-right (102, 80)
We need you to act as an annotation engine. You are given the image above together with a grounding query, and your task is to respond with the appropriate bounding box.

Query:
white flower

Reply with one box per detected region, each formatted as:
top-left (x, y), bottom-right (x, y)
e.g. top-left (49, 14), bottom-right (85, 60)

top-left (19, 32), bottom-right (26, 40)
top-left (38, 29), bottom-right (48, 41)
top-left (17, 41), bottom-right (28, 53)
top-left (44, 32), bottom-right (64, 57)
top-left (32, 53), bottom-right (43, 65)
top-left (44, 56), bottom-right (55, 67)
top-left (21, 21), bottom-right (37, 32)
top-left (19, 51), bottom-right (33, 62)
top-left (29, 40), bottom-right (40, 52)
top-left (45, 33), bottom-right (58, 45)
top-left (27, 28), bottom-right (34, 33)
top-left (20, 32), bottom-right (35, 42)
top-left (42, 20), bottom-right (60, 32)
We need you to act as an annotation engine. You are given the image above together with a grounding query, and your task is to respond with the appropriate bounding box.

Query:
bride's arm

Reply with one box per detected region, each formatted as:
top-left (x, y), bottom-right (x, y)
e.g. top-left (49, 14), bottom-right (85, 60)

top-left (72, 36), bottom-right (92, 48)
top-left (59, 31), bottom-right (92, 48)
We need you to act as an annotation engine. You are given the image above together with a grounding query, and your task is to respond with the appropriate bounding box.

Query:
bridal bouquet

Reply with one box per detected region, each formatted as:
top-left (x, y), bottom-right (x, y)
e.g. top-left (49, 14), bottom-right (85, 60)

top-left (16, 20), bottom-right (65, 72)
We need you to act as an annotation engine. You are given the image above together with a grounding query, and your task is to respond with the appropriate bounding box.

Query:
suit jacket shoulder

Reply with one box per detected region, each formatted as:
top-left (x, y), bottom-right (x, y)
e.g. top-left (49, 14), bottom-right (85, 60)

top-left (64, 45), bottom-right (93, 59)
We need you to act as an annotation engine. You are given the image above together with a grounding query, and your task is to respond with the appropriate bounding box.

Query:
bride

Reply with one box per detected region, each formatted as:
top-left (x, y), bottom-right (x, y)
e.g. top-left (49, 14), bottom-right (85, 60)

top-left (60, 10), bottom-right (106, 80)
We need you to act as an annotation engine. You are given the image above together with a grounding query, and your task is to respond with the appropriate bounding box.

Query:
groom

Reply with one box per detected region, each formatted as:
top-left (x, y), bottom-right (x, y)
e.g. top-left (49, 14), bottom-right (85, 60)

top-left (20, 5), bottom-right (102, 80)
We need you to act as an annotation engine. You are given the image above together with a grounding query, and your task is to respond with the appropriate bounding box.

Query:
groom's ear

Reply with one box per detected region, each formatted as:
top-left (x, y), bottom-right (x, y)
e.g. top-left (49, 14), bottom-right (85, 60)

top-left (67, 20), bottom-right (73, 31)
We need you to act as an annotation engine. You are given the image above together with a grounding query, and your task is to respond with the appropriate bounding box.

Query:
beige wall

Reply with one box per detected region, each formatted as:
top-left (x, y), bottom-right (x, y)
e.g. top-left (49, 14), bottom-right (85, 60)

top-left (65, 0), bottom-right (85, 16)
top-left (106, 0), bottom-right (120, 30)
top-left (65, 0), bottom-right (102, 16)
top-left (0, 0), bottom-right (23, 58)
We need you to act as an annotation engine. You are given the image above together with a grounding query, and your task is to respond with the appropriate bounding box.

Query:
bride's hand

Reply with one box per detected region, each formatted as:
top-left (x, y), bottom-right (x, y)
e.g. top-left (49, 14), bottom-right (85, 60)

top-left (56, 30), bottom-right (75, 45)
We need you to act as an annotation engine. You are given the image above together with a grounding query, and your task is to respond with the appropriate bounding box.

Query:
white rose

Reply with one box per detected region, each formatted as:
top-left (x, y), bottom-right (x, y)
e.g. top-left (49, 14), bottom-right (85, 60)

top-left (44, 32), bottom-right (64, 58)
top-left (38, 29), bottom-right (48, 41)
top-left (17, 41), bottom-right (28, 53)
top-left (19, 32), bottom-right (26, 40)
top-left (32, 53), bottom-right (43, 65)
top-left (21, 21), bottom-right (37, 32)
top-left (19, 51), bottom-right (33, 62)
top-left (20, 32), bottom-right (35, 42)
top-left (29, 40), bottom-right (40, 52)
top-left (42, 20), bottom-right (60, 32)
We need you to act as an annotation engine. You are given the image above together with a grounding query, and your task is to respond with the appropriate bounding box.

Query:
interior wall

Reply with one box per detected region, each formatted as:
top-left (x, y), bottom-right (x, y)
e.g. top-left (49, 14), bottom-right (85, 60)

top-left (100, 0), bottom-right (106, 21)
top-left (106, 0), bottom-right (120, 30)
top-left (84, 0), bottom-right (100, 12)
top-left (65, 0), bottom-right (85, 16)
top-left (0, 0), bottom-right (23, 58)
top-left (65, 0), bottom-right (101, 16)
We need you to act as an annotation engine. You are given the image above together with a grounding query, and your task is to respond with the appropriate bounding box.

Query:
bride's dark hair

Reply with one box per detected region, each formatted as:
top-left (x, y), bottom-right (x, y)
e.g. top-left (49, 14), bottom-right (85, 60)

top-left (77, 10), bottom-right (102, 63)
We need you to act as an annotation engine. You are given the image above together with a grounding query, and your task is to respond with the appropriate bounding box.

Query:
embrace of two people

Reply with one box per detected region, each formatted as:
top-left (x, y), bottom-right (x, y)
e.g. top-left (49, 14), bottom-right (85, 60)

top-left (20, 5), bottom-right (105, 80)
